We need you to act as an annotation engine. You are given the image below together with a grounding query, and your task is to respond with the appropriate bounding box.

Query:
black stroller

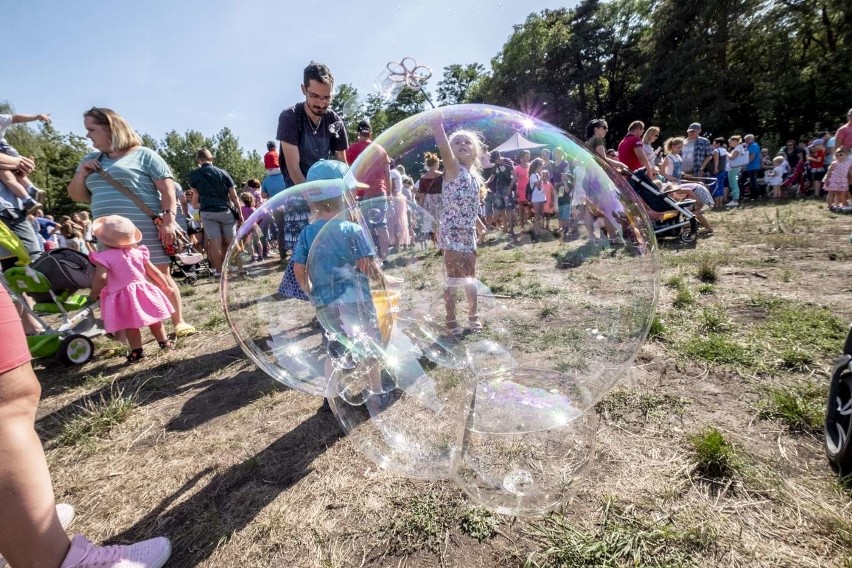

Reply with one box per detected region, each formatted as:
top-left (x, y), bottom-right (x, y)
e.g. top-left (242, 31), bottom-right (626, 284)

top-left (170, 242), bottom-right (213, 285)
top-left (627, 169), bottom-right (699, 243)
top-left (825, 324), bottom-right (852, 476)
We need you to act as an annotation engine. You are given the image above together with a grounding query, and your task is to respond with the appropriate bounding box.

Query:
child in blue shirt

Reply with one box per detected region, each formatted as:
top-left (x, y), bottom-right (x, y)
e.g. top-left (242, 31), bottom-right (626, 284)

top-left (291, 174), bottom-right (390, 405)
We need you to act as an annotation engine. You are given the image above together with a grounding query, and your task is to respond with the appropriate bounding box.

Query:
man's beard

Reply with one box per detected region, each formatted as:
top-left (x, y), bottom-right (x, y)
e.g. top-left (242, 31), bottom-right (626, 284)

top-left (308, 104), bottom-right (328, 117)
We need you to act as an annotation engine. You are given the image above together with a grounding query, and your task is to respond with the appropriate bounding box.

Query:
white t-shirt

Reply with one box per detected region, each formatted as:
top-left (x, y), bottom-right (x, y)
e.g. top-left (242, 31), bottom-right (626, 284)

top-left (389, 169), bottom-right (402, 195)
top-left (765, 165), bottom-right (784, 185)
top-left (529, 173), bottom-right (546, 203)
top-left (0, 114), bottom-right (13, 143)
top-left (681, 140), bottom-right (696, 172)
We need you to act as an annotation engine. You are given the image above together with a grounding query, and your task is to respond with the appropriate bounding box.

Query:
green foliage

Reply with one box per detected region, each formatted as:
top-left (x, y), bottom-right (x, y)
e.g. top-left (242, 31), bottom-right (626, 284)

top-left (459, 506), bottom-right (500, 542)
top-left (436, 63), bottom-right (486, 106)
top-left (680, 334), bottom-right (755, 367)
top-left (689, 427), bottom-right (740, 478)
top-left (525, 498), bottom-right (710, 567)
top-left (648, 313), bottom-right (665, 338)
top-left (58, 389), bottom-right (136, 446)
top-left (757, 381), bottom-right (826, 435)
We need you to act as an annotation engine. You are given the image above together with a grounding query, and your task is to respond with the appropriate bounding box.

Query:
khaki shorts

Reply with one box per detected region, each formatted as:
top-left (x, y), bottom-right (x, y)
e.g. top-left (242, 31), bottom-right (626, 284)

top-left (200, 209), bottom-right (236, 241)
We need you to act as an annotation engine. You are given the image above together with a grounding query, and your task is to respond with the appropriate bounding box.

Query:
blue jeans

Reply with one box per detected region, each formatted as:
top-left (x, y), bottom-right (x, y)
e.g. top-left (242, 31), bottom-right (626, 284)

top-left (728, 167), bottom-right (741, 200)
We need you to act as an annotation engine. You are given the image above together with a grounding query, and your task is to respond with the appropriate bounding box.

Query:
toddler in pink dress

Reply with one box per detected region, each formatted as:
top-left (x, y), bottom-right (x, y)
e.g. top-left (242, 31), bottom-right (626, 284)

top-left (89, 215), bottom-right (175, 362)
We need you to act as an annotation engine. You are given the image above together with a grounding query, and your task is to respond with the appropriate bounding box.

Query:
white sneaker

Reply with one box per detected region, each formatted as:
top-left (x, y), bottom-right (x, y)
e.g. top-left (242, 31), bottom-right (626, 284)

top-left (0, 504), bottom-right (76, 568)
top-left (59, 534), bottom-right (171, 568)
top-left (725, 200), bottom-right (739, 208)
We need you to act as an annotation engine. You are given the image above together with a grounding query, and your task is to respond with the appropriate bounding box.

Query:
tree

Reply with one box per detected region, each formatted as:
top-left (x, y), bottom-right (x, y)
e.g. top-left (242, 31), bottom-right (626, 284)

top-left (436, 63), bottom-right (486, 106)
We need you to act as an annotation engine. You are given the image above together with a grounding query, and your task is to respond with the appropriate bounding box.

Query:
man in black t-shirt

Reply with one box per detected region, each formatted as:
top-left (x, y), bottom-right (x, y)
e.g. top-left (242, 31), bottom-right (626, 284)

top-left (188, 148), bottom-right (241, 275)
top-left (484, 150), bottom-right (518, 240)
top-left (276, 62), bottom-right (349, 187)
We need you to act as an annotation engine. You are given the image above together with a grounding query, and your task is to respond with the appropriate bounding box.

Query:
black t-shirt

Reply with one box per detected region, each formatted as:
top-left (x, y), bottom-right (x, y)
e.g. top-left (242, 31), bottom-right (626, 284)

top-left (188, 163), bottom-right (235, 212)
top-left (785, 148), bottom-right (806, 169)
top-left (276, 103), bottom-right (348, 186)
top-left (487, 157), bottom-right (515, 195)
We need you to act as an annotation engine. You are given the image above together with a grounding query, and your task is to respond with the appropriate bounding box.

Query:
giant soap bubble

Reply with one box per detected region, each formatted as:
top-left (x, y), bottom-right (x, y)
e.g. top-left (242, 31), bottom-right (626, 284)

top-left (223, 104), bottom-right (660, 515)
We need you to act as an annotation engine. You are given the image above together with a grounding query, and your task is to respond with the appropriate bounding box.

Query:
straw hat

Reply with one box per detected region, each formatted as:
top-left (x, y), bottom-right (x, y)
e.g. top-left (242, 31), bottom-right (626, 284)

top-left (92, 215), bottom-right (142, 248)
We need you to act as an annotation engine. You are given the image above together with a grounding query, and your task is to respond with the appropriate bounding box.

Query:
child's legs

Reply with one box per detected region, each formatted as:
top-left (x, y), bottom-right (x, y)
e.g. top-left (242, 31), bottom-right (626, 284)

top-left (148, 321), bottom-right (168, 343)
top-left (0, 170), bottom-right (29, 200)
top-left (443, 250), bottom-right (477, 325)
top-left (124, 328), bottom-right (143, 350)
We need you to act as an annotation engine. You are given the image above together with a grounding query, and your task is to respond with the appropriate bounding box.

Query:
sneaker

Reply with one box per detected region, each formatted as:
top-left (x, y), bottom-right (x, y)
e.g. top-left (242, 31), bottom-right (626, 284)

top-left (0, 504), bottom-right (76, 568)
top-left (725, 200), bottom-right (739, 208)
top-left (59, 533), bottom-right (171, 568)
top-left (23, 198), bottom-right (42, 215)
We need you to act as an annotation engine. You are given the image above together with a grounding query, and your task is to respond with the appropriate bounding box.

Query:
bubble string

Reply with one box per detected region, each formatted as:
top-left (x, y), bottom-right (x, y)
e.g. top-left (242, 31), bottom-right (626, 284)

top-left (386, 57), bottom-right (436, 109)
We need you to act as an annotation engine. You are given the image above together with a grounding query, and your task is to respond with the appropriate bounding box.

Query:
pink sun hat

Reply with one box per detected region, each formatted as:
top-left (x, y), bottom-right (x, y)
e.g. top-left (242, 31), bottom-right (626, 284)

top-left (92, 215), bottom-right (143, 248)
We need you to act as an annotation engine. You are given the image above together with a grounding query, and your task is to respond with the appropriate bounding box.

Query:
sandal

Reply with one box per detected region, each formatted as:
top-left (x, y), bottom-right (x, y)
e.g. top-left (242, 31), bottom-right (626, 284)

top-left (469, 316), bottom-right (484, 333)
top-left (126, 348), bottom-right (144, 363)
top-left (446, 320), bottom-right (464, 338)
top-left (158, 340), bottom-right (174, 350)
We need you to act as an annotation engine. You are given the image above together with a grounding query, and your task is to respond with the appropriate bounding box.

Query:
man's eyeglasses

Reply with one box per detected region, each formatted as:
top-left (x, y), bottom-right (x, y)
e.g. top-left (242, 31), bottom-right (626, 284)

top-left (306, 90), bottom-right (332, 103)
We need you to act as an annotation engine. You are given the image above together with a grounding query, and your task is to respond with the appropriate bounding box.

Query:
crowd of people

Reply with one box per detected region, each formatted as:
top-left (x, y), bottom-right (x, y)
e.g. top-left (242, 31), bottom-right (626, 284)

top-left (0, 56), bottom-right (850, 567)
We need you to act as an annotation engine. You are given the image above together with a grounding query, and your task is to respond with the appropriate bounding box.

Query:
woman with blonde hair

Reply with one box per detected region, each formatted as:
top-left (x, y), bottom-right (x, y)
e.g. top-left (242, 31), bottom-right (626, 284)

top-left (642, 126), bottom-right (661, 174)
top-left (67, 107), bottom-right (195, 337)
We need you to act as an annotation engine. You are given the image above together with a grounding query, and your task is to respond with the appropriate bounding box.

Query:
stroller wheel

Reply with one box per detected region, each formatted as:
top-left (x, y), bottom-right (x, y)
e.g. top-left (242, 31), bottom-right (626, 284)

top-left (186, 275), bottom-right (198, 286)
top-left (58, 334), bottom-right (94, 366)
top-left (679, 228), bottom-right (697, 244)
top-left (826, 349), bottom-right (852, 475)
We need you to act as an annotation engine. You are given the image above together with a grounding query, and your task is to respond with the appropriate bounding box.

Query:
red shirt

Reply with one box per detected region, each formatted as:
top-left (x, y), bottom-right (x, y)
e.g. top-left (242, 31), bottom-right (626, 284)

top-left (515, 164), bottom-right (530, 202)
top-left (263, 149), bottom-right (279, 169)
top-left (617, 134), bottom-right (644, 171)
top-left (836, 125), bottom-right (852, 151)
top-left (346, 139), bottom-right (371, 166)
top-left (354, 143), bottom-right (389, 200)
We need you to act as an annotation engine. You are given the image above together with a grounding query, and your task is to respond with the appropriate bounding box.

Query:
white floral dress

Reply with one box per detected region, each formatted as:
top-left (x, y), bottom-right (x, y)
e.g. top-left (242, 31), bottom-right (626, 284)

top-left (439, 167), bottom-right (479, 253)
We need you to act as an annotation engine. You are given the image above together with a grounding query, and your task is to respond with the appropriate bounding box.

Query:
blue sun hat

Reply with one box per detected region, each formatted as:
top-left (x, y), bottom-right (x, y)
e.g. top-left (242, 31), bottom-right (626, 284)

top-left (304, 159), bottom-right (368, 202)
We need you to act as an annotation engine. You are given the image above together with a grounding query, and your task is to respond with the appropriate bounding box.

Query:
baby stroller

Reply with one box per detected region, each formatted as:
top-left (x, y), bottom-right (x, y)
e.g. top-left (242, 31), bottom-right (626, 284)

top-left (0, 223), bottom-right (101, 365)
top-left (780, 160), bottom-right (808, 197)
top-left (627, 169), bottom-right (699, 243)
top-left (170, 241), bottom-right (213, 285)
top-left (825, 324), bottom-right (852, 475)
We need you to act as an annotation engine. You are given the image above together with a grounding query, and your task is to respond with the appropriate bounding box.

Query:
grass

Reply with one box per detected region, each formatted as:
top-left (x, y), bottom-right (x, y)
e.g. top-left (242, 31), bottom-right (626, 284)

top-left (383, 492), bottom-right (460, 556)
top-left (680, 334), bottom-right (755, 368)
top-left (58, 389), bottom-right (136, 446)
top-left (700, 307), bottom-right (731, 333)
top-left (595, 389), bottom-right (688, 422)
top-left (525, 498), bottom-right (710, 567)
top-left (696, 256), bottom-right (718, 283)
top-left (689, 427), bottom-right (740, 478)
top-left (757, 381), bottom-right (827, 435)
top-left (648, 313), bottom-right (665, 338)
top-left (459, 506), bottom-right (500, 542)
top-left (697, 283), bottom-right (715, 295)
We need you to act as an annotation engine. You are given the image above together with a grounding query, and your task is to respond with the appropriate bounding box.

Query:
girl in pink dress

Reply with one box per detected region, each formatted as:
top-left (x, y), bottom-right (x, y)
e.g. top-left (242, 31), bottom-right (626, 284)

top-left (89, 215), bottom-right (175, 362)
top-left (824, 147), bottom-right (852, 209)
top-left (388, 184), bottom-right (411, 250)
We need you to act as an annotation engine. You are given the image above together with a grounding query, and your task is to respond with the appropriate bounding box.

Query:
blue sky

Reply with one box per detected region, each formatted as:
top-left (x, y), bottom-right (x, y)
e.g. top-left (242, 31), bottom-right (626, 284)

top-left (4, 0), bottom-right (573, 155)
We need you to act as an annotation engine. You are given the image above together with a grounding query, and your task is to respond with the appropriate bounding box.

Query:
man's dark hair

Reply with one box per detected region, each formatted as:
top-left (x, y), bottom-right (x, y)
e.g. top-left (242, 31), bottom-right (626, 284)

top-left (714, 137), bottom-right (725, 145)
top-left (304, 62), bottom-right (334, 87)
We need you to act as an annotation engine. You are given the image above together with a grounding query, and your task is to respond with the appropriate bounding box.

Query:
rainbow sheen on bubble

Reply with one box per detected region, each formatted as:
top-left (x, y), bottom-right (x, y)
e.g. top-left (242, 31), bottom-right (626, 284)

top-left (223, 104), bottom-right (659, 515)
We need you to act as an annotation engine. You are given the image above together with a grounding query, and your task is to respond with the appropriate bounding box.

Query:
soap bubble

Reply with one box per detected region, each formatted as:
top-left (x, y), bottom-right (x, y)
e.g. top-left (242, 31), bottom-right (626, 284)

top-left (223, 104), bottom-right (660, 514)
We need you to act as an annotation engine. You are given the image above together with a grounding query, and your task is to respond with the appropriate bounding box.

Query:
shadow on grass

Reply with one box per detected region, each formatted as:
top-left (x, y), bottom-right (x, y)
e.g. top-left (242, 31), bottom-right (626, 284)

top-left (108, 407), bottom-right (344, 566)
top-left (35, 346), bottom-right (279, 443)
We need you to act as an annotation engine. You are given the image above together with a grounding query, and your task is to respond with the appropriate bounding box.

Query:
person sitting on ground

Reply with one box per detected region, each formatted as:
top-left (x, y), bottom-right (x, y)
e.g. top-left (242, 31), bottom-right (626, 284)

top-left (0, 111), bottom-right (50, 214)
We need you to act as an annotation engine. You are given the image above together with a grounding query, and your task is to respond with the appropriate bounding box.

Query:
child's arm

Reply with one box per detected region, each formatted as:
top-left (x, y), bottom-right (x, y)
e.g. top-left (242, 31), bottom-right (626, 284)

top-left (143, 260), bottom-right (170, 290)
top-left (429, 116), bottom-right (459, 181)
top-left (89, 265), bottom-right (107, 301)
top-left (293, 262), bottom-right (310, 295)
top-left (823, 162), bottom-right (835, 186)
top-left (12, 113), bottom-right (50, 125)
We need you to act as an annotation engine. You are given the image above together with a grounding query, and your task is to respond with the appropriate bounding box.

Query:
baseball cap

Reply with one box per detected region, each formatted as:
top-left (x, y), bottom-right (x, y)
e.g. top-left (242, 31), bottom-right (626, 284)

top-left (357, 120), bottom-right (372, 134)
top-left (302, 179), bottom-right (347, 203)
top-left (305, 159), bottom-right (368, 189)
top-left (266, 140), bottom-right (276, 149)
top-left (687, 122), bottom-right (702, 132)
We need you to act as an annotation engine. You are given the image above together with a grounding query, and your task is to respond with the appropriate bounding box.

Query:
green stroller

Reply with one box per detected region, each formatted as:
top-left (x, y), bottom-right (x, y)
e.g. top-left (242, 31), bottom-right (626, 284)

top-left (0, 222), bottom-right (101, 365)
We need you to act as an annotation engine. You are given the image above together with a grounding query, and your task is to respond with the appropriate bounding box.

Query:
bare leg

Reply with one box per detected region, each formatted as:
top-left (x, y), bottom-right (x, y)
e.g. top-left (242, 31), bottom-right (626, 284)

top-left (148, 321), bottom-right (168, 343)
top-left (155, 263), bottom-right (186, 328)
top-left (125, 327), bottom-right (143, 350)
top-left (0, 169), bottom-right (32, 202)
top-left (0, 362), bottom-right (71, 568)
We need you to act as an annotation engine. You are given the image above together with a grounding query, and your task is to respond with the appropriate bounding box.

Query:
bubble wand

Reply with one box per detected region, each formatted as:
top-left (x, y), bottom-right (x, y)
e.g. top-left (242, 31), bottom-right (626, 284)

top-left (386, 57), bottom-right (436, 109)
